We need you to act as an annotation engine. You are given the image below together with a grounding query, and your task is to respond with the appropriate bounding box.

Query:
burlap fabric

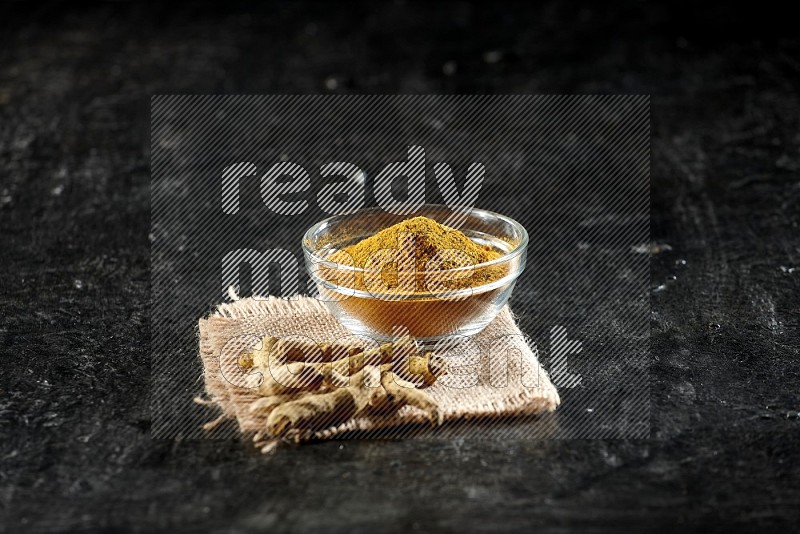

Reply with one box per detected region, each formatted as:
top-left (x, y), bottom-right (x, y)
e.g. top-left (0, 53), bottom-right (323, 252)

top-left (198, 295), bottom-right (559, 443)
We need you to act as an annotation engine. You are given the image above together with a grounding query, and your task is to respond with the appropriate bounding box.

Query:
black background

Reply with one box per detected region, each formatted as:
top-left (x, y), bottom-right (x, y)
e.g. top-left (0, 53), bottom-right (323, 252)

top-left (1, 1), bottom-right (799, 532)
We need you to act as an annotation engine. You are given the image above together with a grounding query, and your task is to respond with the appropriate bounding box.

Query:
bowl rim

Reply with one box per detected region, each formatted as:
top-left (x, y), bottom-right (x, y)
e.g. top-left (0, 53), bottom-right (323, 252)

top-left (301, 204), bottom-right (529, 275)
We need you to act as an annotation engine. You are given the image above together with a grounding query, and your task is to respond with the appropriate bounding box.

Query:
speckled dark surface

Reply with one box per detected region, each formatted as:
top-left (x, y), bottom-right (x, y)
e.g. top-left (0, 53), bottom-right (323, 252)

top-left (1, 2), bottom-right (799, 532)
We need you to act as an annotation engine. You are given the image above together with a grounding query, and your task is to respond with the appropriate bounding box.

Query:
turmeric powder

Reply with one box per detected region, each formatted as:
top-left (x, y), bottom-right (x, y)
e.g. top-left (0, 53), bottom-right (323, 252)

top-left (316, 216), bottom-right (513, 340)
top-left (340, 216), bottom-right (499, 269)
top-left (327, 216), bottom-right (505, 294)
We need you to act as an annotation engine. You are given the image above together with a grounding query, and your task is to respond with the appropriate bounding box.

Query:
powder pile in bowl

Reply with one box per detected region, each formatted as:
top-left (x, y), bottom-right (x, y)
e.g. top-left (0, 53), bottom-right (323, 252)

top-left (315, 215), bottom-right (519, 341)
top-left (327, 216), bottom-right (506, 294)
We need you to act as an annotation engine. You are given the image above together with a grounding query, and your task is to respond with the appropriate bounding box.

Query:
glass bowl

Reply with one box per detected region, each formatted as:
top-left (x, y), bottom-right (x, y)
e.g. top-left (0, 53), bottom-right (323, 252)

top-left (302, 205), bottom-right (528, 346)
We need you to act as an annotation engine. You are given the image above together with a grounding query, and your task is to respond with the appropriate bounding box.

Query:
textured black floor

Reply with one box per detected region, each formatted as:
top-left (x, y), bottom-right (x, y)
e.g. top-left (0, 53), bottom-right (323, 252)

top-left (1, 1), bottom-right (799, 532)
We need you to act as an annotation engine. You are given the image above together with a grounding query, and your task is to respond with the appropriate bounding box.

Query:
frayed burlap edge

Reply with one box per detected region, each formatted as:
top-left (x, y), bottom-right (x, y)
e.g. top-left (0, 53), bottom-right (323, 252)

top-left (197, 290), bottom-right (559, 443)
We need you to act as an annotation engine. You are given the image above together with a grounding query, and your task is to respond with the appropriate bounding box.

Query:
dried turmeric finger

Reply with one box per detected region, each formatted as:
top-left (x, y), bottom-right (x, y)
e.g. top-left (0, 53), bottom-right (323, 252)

top-left (379, 371), bottom-right (442, 427)
top-left (316, 337), bottom-right (444, 387)
top-left (389, 346), bottom-right (444, 387)
top-left (245, 336), bottom-right (443, 399)
top-left (248, 336), bottom-right (279, 368)
top-left (404, 353), bottom-right (443, 387)
top-left (267, 388), bottom-right (356, 437)
top-left (238, 351), bottom-right (254, 371)
top-left (253, 361), bottom-right (325, 396)
top-left (266, 366), bottom-right (383, 438)
top-left (305, 336), bottom-right (416, 378)
top-left (244, 335), bottom-right (438, 376)
top-left (272, 337), bottom-right (364, 362)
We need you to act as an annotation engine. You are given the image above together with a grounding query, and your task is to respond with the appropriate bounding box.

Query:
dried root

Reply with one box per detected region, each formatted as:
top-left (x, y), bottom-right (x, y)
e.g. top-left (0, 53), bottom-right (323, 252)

top-left (242, 335), bottom-right (442, 396)
top-left (266, 366), bottom-right (384, 440)
top-left (254, 362), bottom-right (324, 397)
top-left (273, 337), bottom-right (364, 362)
top-left (239, 335), bottom-right (446, 450)
top-left (378, 370), bottom-right (442, 426)
top-left (397, 352), bottom-right (446, 387)
top-left (263, 365), bottom-right (441, 441)
top-left (268, 388), bottom-right (356, 442)
top-left (312, 335), bottom-right (434, 384)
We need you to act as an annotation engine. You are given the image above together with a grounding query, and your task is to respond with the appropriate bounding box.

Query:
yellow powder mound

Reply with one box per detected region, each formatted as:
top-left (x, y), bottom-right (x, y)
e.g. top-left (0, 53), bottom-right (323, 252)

top-left (328, 216), bottom-right (504, 293)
